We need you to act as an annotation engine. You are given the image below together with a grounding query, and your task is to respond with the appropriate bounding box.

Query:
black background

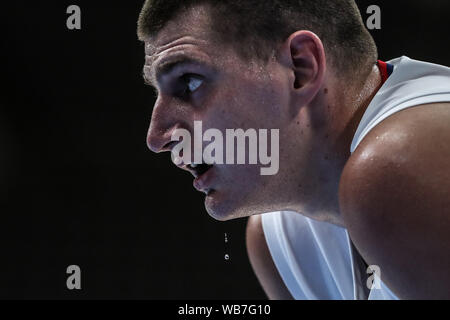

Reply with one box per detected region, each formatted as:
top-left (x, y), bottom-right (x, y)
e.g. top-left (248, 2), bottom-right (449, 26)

top-left (0, 1), bottom-right (449, 299)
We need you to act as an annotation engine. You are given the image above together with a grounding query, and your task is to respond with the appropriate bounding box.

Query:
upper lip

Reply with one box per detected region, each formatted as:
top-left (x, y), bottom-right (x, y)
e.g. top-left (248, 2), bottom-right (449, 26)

top-left (180, 163), bottom-right (200, 178)
top-left (176, 162), bottom-right (210, 178)
top-left (167, 143), bottom-right (211, 178)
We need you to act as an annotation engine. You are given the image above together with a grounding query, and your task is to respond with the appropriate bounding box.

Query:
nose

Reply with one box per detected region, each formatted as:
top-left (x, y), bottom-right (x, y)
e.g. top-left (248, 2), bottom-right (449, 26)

top-left (146, 123), bottom-right (174, 154)
top-left (146, 97), bottom-right (180, 153)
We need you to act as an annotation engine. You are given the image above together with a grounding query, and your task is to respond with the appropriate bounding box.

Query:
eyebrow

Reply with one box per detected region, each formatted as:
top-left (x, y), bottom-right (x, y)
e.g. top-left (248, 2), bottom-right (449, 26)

top-left (143, 56), bottom-right (206, 89)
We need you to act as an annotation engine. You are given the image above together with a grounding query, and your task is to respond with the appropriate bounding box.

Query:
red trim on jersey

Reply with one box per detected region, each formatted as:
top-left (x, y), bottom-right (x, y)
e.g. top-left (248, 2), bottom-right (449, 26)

top-left (377, 60), bottom-right (389, 84)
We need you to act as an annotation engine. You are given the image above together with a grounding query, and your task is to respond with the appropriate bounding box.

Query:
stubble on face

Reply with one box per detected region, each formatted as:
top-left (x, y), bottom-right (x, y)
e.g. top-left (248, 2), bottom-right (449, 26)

top-left (144, 5), bottom-right (317, 221)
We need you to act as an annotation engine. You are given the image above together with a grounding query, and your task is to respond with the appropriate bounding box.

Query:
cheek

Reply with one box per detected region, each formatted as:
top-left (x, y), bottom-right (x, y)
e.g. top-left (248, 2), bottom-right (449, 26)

top-left (216, 164), bottom-right (265, 201)
top-left (241, 82), bottom-right (289, 129)
top-left (208, 84), bottom-right (286, 131)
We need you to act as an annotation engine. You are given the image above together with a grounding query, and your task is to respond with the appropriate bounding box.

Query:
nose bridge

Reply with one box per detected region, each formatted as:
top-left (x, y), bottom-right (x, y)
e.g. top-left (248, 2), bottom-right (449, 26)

top-left (146, 96), bottom-right (179, 153)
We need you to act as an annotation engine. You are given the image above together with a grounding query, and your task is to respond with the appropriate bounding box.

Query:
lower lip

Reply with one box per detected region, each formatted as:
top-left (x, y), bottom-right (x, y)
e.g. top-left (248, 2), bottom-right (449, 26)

top-left (193, 166), bottom-right (214, 193)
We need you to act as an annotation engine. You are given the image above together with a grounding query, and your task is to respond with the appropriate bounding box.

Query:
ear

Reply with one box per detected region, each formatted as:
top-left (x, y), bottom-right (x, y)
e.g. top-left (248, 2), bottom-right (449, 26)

top-left (280, 31), bottom-right (326, 104)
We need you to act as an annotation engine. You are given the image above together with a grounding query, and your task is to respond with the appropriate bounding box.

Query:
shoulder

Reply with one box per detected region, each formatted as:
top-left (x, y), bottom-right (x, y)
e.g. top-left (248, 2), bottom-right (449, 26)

top-left (339, 102), bottom-right (450, 299)
top-left (341, 102), bottom-right (450, 206)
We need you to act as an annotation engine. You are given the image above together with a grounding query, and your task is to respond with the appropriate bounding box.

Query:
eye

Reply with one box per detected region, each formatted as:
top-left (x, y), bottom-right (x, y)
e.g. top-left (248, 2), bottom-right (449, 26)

top-left (180, 74), bottom-right (204, 95)
top-left (187, 77), bottom-right (203, 92)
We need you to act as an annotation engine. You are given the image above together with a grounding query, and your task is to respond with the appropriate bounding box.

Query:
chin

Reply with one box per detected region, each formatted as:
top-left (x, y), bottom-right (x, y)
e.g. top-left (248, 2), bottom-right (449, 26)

top-left (204, 190), bottom-right (234, 221)
top-left (203, 188), bottom-right (258, 221)
top-left (204, 188), bottom-right (240, 220)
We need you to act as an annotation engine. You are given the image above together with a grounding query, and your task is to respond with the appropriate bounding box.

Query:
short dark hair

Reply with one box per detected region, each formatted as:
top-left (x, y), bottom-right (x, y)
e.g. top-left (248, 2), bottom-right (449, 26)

top-left (137, 0), bottom-right (377, 78)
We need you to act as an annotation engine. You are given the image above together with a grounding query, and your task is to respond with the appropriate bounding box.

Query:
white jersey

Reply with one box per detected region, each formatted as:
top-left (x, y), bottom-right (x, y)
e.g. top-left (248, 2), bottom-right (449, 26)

top-left (261, 56), bottom-right (450, 300)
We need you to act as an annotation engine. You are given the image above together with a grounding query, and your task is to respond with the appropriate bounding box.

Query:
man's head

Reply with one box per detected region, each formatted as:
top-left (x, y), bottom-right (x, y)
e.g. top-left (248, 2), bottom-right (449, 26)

top-left (138, 0), bottom-right (378, 221)
top-left (139, 0), bottom-right (377, 79)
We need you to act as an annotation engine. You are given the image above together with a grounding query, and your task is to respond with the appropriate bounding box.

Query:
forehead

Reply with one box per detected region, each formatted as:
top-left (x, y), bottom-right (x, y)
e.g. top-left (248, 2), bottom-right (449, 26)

top-left (144, 5), bottom-right (218, 65)
top-left (141, 4), bottom-right (265, 88)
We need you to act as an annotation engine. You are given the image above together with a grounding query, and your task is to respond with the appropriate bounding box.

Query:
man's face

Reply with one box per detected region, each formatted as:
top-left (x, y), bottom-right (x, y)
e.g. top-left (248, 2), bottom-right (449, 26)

top-left (143, 6), bottom-right (323, 220)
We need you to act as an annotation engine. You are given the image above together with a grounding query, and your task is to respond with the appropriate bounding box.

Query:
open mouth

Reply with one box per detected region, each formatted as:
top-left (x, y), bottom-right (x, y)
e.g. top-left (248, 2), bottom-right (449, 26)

top-left (188, 163), bottom-right (213, 178)
top-left (188, 163), bottom-right (215, 194)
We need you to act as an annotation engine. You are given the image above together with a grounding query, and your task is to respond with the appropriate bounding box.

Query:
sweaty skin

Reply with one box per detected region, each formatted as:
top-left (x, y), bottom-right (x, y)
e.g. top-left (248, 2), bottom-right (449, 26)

top-left (340, 102), bottom-right (450, 299)
top-left (143, 5), bottom-right (381, 223)
top-left (142, 4), bottom-right (450, 299)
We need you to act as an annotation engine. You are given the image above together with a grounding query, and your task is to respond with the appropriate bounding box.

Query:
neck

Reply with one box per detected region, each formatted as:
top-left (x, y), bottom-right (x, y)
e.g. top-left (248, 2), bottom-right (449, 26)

top-left (335, 63), bottom-right (382, 157)
top-left (315, 63), bottom-right (383, 226)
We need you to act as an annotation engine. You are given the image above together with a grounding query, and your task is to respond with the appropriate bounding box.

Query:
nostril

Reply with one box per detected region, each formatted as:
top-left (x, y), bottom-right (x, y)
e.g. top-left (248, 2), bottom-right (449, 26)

top-left (162, 141), bottom-right (179, 153)
top-left (147, 130), bottom-right (178, 153)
